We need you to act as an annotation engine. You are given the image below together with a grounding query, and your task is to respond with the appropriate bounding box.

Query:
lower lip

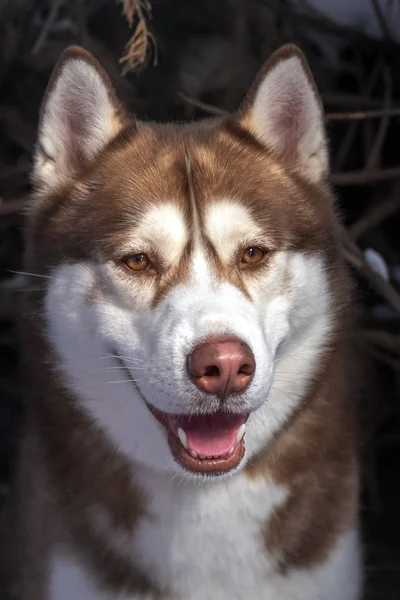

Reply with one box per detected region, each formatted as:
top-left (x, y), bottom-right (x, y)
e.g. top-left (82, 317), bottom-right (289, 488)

top-left (167, 429), bottom-right (246, 475)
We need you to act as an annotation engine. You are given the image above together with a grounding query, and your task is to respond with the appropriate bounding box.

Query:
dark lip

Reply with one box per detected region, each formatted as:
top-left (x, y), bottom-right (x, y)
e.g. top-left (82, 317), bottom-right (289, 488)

top-left (112, 351), bottom-right (248, 475)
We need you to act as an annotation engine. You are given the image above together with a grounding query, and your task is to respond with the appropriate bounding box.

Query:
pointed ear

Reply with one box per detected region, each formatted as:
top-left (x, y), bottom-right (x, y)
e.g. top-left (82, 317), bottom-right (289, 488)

top-left (239, 44), bottom-right (328, 183)
top-left (33, 46), bottom-right (127, 192)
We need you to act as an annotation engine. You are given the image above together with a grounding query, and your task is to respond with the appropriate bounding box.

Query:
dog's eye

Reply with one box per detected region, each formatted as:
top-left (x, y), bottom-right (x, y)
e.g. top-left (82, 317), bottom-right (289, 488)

top-left (240, 247), bottom-right (264, 267)
top-left (125, 253), bottom-right (151, 272)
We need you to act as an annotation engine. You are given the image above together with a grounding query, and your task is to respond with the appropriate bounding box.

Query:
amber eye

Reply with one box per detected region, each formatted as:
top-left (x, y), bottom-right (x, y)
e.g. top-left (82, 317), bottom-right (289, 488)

top-left (240, 246), bottom-right (265, 267)
top-left (125, 253), bottom-right (151, 272)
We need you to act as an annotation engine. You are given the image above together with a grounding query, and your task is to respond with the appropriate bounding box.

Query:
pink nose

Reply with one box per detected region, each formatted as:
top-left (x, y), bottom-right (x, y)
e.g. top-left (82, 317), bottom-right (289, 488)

top-left (187, 337), bottom-right (255, 399)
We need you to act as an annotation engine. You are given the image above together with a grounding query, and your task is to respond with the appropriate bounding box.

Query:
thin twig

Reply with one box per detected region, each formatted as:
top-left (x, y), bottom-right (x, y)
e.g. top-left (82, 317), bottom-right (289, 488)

top-left (362, 329), bottom-right (400, 354)
top-left (349, 185), bottom-right (400, 240)
top-left (322, 93), bottom-right (389, 109)
top-left (177, 92), bottom-right (228, 116)
top-left (32, 0), bottom-right (64, 54)
top-left (326, 107), bottom-right (400, 121)
top-left (366, 68), bottom-right (392, 170)
top-left (371, 0), bottom-right (393, 42)
top-left (332, 167), bottom-right (400, 186)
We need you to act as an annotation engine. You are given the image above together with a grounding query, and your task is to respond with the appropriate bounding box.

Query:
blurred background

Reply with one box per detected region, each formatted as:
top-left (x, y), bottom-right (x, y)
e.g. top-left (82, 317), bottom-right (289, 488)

top-left (1, 1), bottom-right (400, 598)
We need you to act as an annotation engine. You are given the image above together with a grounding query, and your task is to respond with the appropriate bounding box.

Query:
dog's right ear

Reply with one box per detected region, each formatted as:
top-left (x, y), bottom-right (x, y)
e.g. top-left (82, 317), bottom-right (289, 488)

top-left (33, 46), bottom-right (127, 193)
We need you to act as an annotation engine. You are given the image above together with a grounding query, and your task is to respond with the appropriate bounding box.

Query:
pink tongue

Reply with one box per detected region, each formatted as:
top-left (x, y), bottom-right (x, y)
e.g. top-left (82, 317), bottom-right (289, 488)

top-left (169, 413), bottom-right (247, 457)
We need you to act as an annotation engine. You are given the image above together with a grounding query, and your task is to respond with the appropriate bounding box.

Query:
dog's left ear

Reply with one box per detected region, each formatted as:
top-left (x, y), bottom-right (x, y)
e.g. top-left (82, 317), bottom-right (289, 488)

top-left (239, 44), bottom-right (328, 183)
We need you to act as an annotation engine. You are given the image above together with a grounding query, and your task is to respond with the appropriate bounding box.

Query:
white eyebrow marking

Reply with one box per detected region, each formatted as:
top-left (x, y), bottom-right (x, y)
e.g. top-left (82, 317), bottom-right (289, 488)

top-left (127, 203), bottom-right (188, 267)
top-left (204, 200), bottom-right (264, 262)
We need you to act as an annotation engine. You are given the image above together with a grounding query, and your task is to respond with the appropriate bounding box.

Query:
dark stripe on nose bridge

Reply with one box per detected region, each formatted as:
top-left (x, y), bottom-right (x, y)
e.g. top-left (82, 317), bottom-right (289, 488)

top-left (181, 146), bottom-right (252, 301)
top-left (184, 147), bottom-right (201, 242)
top-left (183, 149), bottom-right (226, 279)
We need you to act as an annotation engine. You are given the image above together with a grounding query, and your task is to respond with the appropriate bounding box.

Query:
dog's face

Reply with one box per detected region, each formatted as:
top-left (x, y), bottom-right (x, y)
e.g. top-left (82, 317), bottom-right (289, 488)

top-left (28, 45), bottom-right (341, 480)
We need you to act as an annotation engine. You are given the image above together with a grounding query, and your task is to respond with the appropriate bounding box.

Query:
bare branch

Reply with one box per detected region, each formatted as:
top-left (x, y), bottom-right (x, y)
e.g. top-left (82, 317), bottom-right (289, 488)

top-left (332, 167), bottom-right (400, 186)
top-left (177, 93), bottom-right (228, 116)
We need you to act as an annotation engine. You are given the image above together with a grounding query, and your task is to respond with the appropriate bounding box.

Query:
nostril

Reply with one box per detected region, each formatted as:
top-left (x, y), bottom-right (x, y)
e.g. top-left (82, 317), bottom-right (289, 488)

top-left (204, 365), bottom-right (220, 378)
top-left (238, 362), bottom-right (254, 376)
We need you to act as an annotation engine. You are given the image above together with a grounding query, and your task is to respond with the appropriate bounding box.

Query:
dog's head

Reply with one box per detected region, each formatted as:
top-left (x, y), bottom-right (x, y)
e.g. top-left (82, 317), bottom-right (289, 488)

top-left (27, 44), bottom-right (345, 480)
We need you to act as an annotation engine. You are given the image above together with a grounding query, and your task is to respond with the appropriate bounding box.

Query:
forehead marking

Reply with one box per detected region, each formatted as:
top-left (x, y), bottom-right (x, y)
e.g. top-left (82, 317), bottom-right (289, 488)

top-left (205, 201), bottom-right (264, 262)
top-left (129, 203), bottom-right (188, 268)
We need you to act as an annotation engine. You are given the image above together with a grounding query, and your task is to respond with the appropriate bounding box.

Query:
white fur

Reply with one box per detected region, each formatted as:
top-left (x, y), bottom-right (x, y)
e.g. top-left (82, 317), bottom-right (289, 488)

top-left (88, 472), bottom-right (288, 596)
top-left (35, 58), bottom-right (121, 191)
top-left (249, 55), bottom-right (328, 182)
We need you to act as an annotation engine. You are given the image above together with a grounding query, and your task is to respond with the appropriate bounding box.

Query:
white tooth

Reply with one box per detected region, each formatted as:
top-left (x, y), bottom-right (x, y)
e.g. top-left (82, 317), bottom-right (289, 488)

top-left (228, 447), bottom-right (235, 455)
top-left (178, 428), bottom-right (188, 450)
top-left (235, 424), bottom-right (246, 446)
top-left (189, 449), bottom-right (198, 458)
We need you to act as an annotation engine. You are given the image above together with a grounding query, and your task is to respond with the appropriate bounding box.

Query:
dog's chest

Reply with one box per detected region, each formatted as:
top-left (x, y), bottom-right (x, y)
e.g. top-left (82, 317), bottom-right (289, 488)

top-left (128, 471), bottom-right (287, 598)
top-left (48, 472), bottom-right (361, 600)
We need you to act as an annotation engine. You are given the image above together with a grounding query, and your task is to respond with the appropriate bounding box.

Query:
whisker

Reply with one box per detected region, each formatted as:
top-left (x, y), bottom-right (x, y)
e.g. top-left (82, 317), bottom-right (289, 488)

top-left (102, 366), bottom-right (146, 372)
top-left (115, 355), bottom-right (146, 363)
top-left (101, 379), bottom-right (139, 385)
top-left (100, 354), bottom-right (146, 365)
top-left (0, 288), bottom-right (46, 293)
top-left (269, 385), bottom-right (297, 404)
top-left (8, 269), bottom-right (59, 281)
top-left (87, 367), bottom-right (147, 377)
top-left (168, 471), bottom-right (181, 484)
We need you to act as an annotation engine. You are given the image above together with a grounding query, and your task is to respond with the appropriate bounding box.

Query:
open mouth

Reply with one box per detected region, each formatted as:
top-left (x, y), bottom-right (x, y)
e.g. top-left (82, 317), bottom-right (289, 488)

top-left (112, 351), bottom-right (249, 475)
top-left (153, 409), bottom-right (249, 475)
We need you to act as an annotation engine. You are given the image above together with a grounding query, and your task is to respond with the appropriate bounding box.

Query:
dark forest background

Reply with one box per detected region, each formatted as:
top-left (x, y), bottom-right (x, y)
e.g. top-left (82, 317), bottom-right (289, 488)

top-left (1, 1), bottom-right (400, 598)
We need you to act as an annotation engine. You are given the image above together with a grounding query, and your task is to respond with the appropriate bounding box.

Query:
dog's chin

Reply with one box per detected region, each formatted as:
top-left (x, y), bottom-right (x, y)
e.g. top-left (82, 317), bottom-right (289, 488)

top-left (147, 403), bottom-right (249, 476)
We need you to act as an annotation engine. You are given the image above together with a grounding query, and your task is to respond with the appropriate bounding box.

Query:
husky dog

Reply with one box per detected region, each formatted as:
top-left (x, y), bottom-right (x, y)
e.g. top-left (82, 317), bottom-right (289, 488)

top-left (1, 44), bottom-right (361, 599)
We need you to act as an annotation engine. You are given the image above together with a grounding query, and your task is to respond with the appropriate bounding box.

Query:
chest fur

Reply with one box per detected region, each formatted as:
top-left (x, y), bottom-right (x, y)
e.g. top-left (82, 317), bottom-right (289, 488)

top-left (48, 471), bottom-right (361, 600)
top-left (50, 473), bottom-right (288, 599)
top-left (129, 472), bottom-right (287, 596)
